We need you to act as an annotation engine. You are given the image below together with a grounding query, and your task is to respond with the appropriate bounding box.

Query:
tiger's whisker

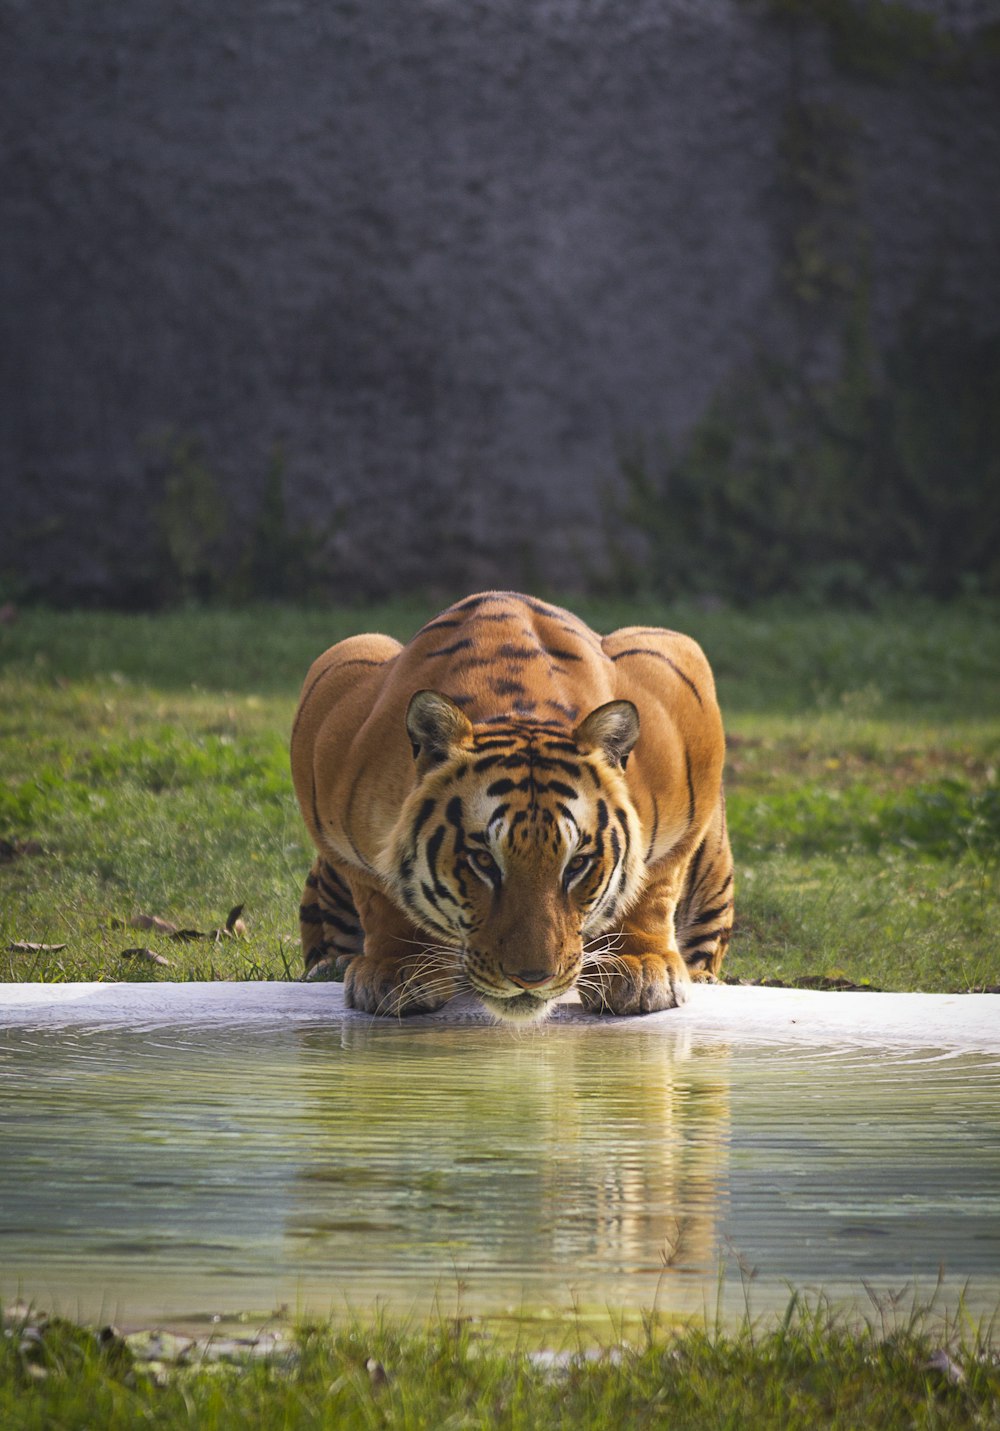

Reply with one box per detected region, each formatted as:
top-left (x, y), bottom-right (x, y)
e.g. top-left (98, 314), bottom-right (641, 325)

top-left (393, 934), bottom-right (462, 955)
top-left (583, 930), bottom-right (627, 952)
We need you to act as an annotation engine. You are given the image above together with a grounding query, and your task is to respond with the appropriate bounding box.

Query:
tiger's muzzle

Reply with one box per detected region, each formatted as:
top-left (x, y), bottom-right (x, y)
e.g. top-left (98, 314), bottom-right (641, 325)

top-left (465, 947), bottom-right (583, 1023)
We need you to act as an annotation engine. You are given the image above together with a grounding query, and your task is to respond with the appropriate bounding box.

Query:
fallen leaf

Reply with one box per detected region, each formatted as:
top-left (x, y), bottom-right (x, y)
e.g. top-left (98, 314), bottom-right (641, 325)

top-left (167, 904), bottom-right (248, 942)
top-left (130, 913), bottom-right (180, 935)
top-left (7, 942), bottom-right (67, 953)
top-left (798, 974), bottom-right (880, 992)
top-left (225, 903), bottom-right (247, 937)
top-left (725, 975), bottom-right (882, 992)
top-left (120, 947), bottom-right (173, 967)
top-left (0, 839), bottom-right (44, 863)
top-left (111, 913), bottom-right (179, 935)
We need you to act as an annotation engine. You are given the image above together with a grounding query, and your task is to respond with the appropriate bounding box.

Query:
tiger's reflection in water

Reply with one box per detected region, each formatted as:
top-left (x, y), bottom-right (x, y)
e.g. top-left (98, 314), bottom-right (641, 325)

top-left (287, 1021), bottom-right (730, 1316)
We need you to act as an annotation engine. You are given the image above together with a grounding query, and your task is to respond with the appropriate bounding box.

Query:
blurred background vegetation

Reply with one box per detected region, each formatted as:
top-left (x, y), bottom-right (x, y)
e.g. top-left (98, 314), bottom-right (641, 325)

top-left (112, 292), bottom-right (1000, 611)
top-left (609, 302), bottom-right (1000, 604)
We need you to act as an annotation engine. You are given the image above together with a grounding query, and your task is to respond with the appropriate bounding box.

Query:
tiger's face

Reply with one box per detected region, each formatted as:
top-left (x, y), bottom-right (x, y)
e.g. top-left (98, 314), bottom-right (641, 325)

top-left (380, 690), bottom-right (646, 1022)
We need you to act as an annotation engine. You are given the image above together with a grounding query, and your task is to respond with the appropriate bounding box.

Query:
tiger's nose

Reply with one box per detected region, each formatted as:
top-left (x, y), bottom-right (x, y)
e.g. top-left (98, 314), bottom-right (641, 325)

top-left (505, 966), bottom-right (555, 990)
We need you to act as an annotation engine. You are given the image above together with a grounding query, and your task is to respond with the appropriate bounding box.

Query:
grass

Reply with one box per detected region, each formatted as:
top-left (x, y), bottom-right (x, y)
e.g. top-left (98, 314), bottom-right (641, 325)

top-left (1, 598), bottom-right (998, 1422)
top-left (1, 597), bottom-right (997, 989)
top-left (3, 1292), bottom-right (1000, 1430)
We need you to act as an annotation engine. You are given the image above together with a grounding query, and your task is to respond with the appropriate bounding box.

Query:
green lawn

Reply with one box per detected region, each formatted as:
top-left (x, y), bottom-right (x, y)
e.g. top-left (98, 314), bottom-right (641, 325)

top-left (1, 599), bottom-right (997, 989)
top-left (2, 599), bottom-right (998, 1423)
top-left (3, 1295), bottom-right (999, 1430)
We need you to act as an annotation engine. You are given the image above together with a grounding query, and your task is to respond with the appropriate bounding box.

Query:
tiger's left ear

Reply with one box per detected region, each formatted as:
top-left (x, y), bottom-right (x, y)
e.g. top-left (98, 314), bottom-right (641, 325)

top-left (573, 700), bottom-right (640, 770)
top-left (406, 690), bottom-right (474, 772)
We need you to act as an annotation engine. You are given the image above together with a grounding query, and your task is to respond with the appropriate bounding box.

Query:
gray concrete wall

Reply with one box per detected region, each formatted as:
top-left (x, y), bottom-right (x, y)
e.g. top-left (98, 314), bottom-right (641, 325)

top-left (2, 1), bottom-right (998, 602)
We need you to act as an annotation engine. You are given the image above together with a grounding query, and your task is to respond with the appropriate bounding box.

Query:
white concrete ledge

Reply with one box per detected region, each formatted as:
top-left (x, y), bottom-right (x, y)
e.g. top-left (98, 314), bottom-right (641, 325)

top-left (1, 980), bottom-right (997, 1052)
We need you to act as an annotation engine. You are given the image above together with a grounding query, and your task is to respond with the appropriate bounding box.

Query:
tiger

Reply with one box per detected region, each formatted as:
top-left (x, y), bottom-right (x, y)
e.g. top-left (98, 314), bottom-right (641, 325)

top-left (290, 591), bottom-right (733, 1022)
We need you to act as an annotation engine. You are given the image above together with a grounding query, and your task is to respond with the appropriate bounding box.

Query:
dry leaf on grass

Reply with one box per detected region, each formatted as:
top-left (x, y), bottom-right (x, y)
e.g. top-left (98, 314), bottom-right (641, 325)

top-left (225, 903), bottom-right (247, 937)
top-left (727, 974), bottom-right (882, 992)
top-left (7, 941), bottom-right (67, 954)
top-left (107, 904), bottom-right (248, 944)
top-left (130, 913), bottom-right (180, 935)
top-left (110, 913), bottom-right (180, 935)
top-left (0, 839), bottom-right (44, 863)
top-left (169, 903), bottom-right (247, 943)
top-left (120, 947), bottom-right (173, 967)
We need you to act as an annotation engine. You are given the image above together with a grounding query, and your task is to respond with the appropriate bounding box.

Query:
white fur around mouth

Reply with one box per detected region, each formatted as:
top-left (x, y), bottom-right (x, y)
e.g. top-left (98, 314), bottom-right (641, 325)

top-left (478, 990), bottom-right (554, 1024)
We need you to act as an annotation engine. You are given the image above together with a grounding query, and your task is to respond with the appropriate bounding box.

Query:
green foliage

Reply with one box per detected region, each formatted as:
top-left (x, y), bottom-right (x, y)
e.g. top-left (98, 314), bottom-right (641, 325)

top-left (151, 431), bottom-right (228, 603)
top-left (75, 729), bottom-right (290, 801)
top-left (612, 0), bottom-right (999, 609)
top-left (611, 306), bottom-right (1000, 603)
top-left (2, 598), bottom-right (997, 713)
top-left (754, 0), bottom-right (958, 81)
top-left (231, 447), bottom-right (325, 604)
top-left (141, 433), bottom-right (326, 607)
top-left (885, 779), bottom-right (1000, 860)
top-left (3, 1299), bottom-right (999, 1430)
top-left (0, 730), bottom-right (289, 837)
top-left (777, 98), bottom-right (861, 312)
top-left (0, 601), bottom-right (435, 694)
top-left (729, 777), bottom-right (1000, 860)
top-left (733, 847), bottom-right (998, 991)
top-left (822, 0), bottom-right (948, 80)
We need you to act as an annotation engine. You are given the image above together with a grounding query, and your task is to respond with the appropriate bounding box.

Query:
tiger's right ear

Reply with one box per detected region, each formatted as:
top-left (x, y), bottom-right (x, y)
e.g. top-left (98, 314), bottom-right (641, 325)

top-left (573, 700), bottom-right (640, 770)
top-left (405, 690), bottom-right (474, 771)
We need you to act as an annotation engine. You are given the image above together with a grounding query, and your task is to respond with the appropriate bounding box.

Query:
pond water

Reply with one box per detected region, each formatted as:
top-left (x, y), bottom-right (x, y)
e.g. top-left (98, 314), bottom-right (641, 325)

top-left (2, 998), bottom-right (998, 1334)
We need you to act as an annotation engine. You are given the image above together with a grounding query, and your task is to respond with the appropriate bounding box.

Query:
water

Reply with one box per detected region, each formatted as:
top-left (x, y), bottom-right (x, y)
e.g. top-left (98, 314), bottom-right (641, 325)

top-left (1, 1018), bottom-right (998, 1331)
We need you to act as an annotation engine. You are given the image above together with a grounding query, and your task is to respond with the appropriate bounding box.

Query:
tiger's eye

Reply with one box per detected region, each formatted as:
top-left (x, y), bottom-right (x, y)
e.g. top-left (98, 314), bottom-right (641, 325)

top-left (566, 854), bottom-right (589, 875)
top-left (471, 850), bottom-right (497, 873)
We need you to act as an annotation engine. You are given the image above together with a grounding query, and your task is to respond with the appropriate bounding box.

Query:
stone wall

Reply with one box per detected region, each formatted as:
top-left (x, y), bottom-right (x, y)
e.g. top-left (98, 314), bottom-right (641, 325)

top-left (2, 0), bottom-right (998, 602)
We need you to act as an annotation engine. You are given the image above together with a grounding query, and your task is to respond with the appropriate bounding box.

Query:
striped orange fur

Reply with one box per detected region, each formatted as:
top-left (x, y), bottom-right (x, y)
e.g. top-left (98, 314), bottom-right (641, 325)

top-left (291, 592), bottom-right (733, 1021)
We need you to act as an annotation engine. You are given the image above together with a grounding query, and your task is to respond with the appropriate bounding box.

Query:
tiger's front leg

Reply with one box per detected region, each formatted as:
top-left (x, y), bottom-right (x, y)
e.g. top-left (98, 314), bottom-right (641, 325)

top-left (579, 872), bottom-right (690, 1016)
top-left (344, 878), bottom-right (463, 1017)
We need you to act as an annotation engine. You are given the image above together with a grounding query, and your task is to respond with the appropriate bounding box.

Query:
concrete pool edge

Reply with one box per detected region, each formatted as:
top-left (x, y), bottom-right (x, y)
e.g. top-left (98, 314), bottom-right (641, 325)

top-left (1, 981), bottom-right (997, 1052)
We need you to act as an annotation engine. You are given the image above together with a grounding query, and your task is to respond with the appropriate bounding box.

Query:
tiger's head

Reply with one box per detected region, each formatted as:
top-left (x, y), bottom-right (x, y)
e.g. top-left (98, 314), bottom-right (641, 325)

top-left (379, 690), bottom-right (646, 1023)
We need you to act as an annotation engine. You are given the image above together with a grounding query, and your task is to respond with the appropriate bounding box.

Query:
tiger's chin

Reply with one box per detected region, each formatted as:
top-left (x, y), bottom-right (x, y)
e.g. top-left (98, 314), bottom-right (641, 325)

top-left (478, 990), bottom-right (557, 1024)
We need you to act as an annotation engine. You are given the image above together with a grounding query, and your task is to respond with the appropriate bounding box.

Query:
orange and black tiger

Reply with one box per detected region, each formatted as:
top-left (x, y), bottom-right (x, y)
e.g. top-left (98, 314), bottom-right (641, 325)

top-left (290, 592), bottom-right (733, 1021)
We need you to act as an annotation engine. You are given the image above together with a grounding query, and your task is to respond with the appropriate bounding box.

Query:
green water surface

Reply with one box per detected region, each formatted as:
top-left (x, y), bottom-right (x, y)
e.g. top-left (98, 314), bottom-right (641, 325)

top-left (1, 1021), bottom-right (997, 1331)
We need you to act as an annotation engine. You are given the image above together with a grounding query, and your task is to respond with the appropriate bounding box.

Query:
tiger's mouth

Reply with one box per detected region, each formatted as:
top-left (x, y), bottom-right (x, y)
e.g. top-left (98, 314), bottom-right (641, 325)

top-left (478, 990), bottom-right (555, 1023)
top-left (465, 954), bottom-right (583, 1023)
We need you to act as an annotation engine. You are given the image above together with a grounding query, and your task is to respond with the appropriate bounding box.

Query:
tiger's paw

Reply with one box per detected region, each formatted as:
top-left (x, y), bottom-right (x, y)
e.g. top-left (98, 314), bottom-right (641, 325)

top-left (303, 952), bottom-right (360, 983)
top-left (578, 950), bottom-right (690, 1016)
top-left (302, 956), bottom-right (337, 983)
top-left (688, 965), bottom-right (720, 984)
top-left (344, 955), bottom-right (459, 1017)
